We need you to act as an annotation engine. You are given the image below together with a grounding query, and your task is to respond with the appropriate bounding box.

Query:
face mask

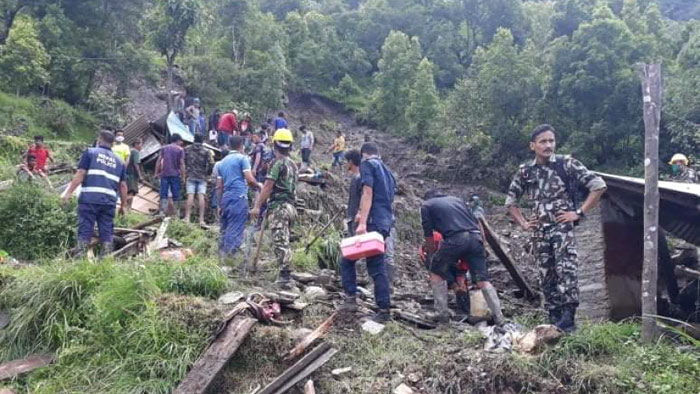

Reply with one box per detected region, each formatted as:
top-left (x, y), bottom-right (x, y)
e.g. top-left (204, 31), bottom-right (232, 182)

top-left (671, 164), bottom-right (680, 175)
top-left (116, 136), bottom-right (125, 142)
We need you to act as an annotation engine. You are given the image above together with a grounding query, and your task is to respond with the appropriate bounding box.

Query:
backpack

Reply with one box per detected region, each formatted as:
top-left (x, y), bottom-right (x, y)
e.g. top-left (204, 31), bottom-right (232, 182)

top-left (553, 156), bottom-right (589, 210)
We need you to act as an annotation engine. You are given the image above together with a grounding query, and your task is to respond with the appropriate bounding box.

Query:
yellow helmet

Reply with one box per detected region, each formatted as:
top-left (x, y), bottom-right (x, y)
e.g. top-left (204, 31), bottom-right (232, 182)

top-left (273, 128), bottom-right (294, 148)
top-left (669, 153), bottom-right (688, 166)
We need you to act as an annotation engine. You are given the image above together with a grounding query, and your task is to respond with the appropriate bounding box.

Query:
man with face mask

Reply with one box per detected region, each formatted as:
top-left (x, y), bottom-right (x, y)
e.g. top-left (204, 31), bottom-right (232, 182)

top-left (112, 129), bottom-right (130, 164)
top-left (505, 124), bottom-right (606, 333)
top-left (668, 154), bottom-right (698, 184)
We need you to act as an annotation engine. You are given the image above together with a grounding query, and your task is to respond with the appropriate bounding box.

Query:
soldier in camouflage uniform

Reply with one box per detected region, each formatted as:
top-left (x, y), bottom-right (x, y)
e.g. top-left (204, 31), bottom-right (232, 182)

top-left (668, 153), bottom-right (698, 184)
top-left (251, 129), bottom-right (298, 287)
top-left (505, 124), bottom-right (606, 332)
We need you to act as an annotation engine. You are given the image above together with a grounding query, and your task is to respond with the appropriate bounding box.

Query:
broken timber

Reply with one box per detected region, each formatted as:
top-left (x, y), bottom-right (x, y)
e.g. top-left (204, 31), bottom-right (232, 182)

top-left (479, 218), bottom-right (538, 301)
top-left (174, 316), bottom-right (256, 394)
top-left (259, 343), bottom-right (337, 394)
top-left (0, 355), bottom-right (55, 381)
top-left (285, 313), bottom-right (336, 361)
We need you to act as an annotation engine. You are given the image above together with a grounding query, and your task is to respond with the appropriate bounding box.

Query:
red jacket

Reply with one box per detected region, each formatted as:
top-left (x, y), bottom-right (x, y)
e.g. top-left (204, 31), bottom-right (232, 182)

top-left (217, 113), bottom-right (238, 134)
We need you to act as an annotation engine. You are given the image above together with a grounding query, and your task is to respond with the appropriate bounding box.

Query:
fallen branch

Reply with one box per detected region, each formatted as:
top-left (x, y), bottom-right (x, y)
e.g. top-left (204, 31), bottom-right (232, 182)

top-left (258, 343), bottom-right (337, 394)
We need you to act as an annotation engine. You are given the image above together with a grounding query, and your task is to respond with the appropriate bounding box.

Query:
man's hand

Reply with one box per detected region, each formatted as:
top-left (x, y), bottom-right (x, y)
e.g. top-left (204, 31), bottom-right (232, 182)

top-left (256, 182), bottom-right (263, 190)
top-left (250, 207), bottom-right (260, 220)
top-left (61, 195), bottom-right (71, 206)
top-left (556, 211), bottom-right (579, 224)
top-left (521, 216), bottom-right (538, 231)
top-left (355, 222), bottom-right (367, 235)
top-left (119, 206), bottom-right (126, 216)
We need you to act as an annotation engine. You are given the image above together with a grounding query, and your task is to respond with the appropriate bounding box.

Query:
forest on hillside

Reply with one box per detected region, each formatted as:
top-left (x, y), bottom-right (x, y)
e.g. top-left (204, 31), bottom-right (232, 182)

top-left (0, 0), bottom-right (698, 185)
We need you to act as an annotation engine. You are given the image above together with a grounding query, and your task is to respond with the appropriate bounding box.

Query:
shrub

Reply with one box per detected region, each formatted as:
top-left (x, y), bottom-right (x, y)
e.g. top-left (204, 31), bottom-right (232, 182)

top-left (0, 184), bottom-right (76, 260)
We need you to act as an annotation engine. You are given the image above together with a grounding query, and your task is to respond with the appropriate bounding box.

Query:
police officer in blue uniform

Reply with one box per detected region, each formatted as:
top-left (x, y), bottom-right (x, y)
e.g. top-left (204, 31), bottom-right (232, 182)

top-left (63, 130), bottom-right (128, 257)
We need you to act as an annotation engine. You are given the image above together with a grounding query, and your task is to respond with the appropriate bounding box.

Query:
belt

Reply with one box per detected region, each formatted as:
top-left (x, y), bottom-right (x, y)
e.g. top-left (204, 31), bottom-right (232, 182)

top-left (444, 230), bottom-right (480, 239)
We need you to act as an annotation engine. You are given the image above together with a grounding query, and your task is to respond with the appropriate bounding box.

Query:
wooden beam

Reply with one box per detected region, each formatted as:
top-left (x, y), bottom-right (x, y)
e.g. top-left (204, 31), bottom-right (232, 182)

top-left (479, 218), bottom-right (538, 301)
top-left (0, 355), bottom-right (55, 381)
top-left (173, 316), bottom-right (256, 394)
top-left (639, 63), bottom-right (661, 343)
top-left (259, 343), bottom-right (335, 394)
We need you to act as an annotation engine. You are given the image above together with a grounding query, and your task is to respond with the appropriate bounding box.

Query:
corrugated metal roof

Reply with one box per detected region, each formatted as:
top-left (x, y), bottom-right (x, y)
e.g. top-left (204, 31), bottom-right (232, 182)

top-left (597, 172), bottom-right (700, 245)
top-left (123, 115), bottom-right (151, 146)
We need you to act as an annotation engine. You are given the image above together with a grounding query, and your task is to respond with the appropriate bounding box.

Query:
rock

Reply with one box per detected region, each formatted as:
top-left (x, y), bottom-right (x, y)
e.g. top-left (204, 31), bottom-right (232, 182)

top-left (514, 324), bottom-right (563, 354)
top-left (303, 286), bottom-right (328, 301)
top-left (291, 272), bottom-right (317, 283)
top-left (394, 384), bottom-right (415, 394)
top-left (331, 367), bottom-right (352, 376)
top-left (361, 320), bottom-right (385, 335)
top-left (0, 309), bottom-right (9, 330)
top-left (357, 286), bottom-right (373, 299)
top-left (470, 290), bottom-right (490, 319)
top-left (407, 372), bottom-right (422, 383)
top-left (424, 154), bottom-right (438, 164)
top-left (217, 291), bottom-right (245, 305)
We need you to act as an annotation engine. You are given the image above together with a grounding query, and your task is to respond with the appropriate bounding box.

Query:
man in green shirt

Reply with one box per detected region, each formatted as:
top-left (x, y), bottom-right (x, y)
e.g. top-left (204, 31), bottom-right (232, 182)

top-left (251, 129), bottom-right (297, 287)
top-left (125, 138), bottom-right (143, 212)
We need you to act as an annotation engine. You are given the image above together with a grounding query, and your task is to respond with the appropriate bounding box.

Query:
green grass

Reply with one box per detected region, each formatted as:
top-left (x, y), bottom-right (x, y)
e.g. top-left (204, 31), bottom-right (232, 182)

top-left (166, 219), bottom-right (219, 256)
top-left (0, 258), bottom-right (228, 393)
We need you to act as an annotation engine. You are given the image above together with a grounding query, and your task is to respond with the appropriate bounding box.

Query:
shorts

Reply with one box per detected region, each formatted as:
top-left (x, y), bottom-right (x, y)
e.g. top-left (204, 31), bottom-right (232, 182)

top-left (301, 148), bottom-right (312, 163)
top-left (430, 232), bottom-right (489, 284)
top-left (126, 175), bottom-right (139, 195)
top-left (186, 179), bottom-right (207, 195)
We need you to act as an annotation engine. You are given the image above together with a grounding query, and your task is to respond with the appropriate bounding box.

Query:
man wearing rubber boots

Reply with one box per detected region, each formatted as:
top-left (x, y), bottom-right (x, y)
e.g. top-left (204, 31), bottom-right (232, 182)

top-left (506, 124), bottom-right (606, 333)
top-left (251, 129), bottom-right (298, 288)
top-left (63, 130), bottom-right (128, 257)
top-left (421, 190), bottom-right (505, 325)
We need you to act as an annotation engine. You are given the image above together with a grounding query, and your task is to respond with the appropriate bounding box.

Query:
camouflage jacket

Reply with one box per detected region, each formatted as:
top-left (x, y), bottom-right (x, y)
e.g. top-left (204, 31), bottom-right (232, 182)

top-left (267, 156), bottom-right (298, 211)
top-left (505, 154), bottom-right (606, 226)
top-left (670, 166), bottom-right (698, 184)
top-left (185, 143), bottom-right (213, 180)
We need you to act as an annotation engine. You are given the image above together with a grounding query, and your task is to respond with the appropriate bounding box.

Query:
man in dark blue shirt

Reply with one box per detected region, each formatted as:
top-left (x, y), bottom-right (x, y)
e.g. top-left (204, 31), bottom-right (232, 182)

top-left (273, 112), bottom-right (288, 130)
top-left (341, 143), bottom-right (396, 322)
top-left (63, 131), bottom-right (128, 257)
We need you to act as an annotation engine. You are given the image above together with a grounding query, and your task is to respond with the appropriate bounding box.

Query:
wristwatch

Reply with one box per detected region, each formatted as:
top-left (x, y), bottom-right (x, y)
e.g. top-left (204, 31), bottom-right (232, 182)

top-left (575, 208), bottom-right (585, 219)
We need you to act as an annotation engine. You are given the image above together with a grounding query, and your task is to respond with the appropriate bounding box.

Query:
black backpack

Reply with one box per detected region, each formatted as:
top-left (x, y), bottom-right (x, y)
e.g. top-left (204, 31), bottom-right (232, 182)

top-left (553, 155), bottom-right (589, 210)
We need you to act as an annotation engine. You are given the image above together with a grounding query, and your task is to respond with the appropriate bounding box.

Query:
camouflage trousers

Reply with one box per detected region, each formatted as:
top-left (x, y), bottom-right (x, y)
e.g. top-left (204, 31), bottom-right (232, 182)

top-left (269, 203), bottom-right (297, 273)
top-left (533, 223), bottom-right (579, 311)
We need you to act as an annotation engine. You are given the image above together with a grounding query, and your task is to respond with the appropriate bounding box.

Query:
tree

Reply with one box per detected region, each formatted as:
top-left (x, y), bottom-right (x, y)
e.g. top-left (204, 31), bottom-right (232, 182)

top-left (0, 15), bottom-right (49, 95)
top-left (151, 0), bottom-right (199, 109)
top-left (372, 30), bottom-right (422, 131)
top-left (406, 58), bottom-right (440, 139)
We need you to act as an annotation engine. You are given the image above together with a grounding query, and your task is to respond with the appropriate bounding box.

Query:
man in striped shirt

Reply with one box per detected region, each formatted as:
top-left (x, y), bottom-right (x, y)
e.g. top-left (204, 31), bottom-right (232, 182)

top-left (63, 130), bottom-right (128, 257)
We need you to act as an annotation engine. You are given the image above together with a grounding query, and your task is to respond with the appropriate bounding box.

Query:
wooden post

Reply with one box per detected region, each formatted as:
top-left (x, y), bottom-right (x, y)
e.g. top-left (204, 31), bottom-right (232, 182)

top-left (638, 63), bottom-right (661, 343)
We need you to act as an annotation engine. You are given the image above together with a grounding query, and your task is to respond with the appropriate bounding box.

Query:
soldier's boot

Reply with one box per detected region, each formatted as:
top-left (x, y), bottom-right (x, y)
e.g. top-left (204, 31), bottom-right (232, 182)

top-left (276, 267), bottom-right (293, 289)
top-left (556, 306), bottom-right (577, 333)
top-left (481, 284), bottom-right (506, 326)
top-left (76, 239), bottom-right (90, 258)
top-left (455, 290), bottom-right (471, 320)
top-left (99, 242), bottom-right (113, 259)
top-left (548, 307), bottom-right (562, 325)
top-left (338, 294), bottom-right (358, 313)
top-left (429, 280), bottom-right (450, 324)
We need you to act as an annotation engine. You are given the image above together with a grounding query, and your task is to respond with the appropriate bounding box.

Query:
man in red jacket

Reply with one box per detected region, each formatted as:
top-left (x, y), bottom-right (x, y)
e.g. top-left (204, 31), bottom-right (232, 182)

top-left (217, 109), bottom-right (239, 147)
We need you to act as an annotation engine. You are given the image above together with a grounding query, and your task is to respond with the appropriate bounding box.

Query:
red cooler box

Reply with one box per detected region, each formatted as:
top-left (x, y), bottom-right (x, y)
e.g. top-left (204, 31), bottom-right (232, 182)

top-left (340, 232), bottom-right (385, 260)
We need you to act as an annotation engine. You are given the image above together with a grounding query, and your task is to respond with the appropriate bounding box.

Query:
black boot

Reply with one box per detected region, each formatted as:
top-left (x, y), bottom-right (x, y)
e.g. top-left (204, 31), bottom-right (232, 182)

top-left (548, 307), bottom-right (562, 325)
top-left (276, 268), bottom-right (293, 289)
top-left (456, 290), bottom-right (471, 316)
top-left (556, 306), bottom-right (577, 333)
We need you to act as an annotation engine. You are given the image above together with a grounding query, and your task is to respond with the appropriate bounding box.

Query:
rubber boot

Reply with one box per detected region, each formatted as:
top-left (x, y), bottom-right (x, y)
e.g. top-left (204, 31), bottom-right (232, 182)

top-left (481, 284), bottom-right (505, 326)
top-left (556, 306), bottom-right (577, 333)
top-left (548, 307), bottom-right (562, 325)
top-left (276, 268), bottom-right (292, 289)
top-left (99, 242), bottom-right (113, 259)
top-left (159, 199), bottom-right (168, 216)
top-left (430, 280), bottom-right (450, 324)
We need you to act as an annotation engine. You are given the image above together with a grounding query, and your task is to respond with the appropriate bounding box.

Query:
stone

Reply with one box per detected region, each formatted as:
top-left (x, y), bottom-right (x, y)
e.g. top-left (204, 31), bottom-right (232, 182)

top-left (291, 272), bottom-right (317, 283)
top-left (470, 290), bottom-right (490, 319)
top-left (361, 320), bottom-right (385, 335)
top-left (513, 324), bottom-right (563, 354)
top-left (356, 286), bottom-right (373, 299)
top-left (303, 286), bottom-right (328, 301)
top-left (331, 367), bottom-right (352, 376)
top-left (394, 384), bottom-right (415, 394)
top-left (217, 291), bottom-right (245, 305)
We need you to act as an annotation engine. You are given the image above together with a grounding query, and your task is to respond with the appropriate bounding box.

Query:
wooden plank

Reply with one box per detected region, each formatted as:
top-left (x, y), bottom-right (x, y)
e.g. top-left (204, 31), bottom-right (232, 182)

top-left (173, 316), bottom-right (256, 394)
top-left (0, 355), bottom-right (55, 381)
top-left (271, 347), bottom-right (337, 394)
top-left (147, 218), bottom-right (170, 255)
top-left (304, 380), bottom-right (316, 394)
top-left (258, 343), bottom-right (331, 394)
top-left (479, 218), bottom-right (538, 301)
top-left (285, 313), bottom-right (336, 361)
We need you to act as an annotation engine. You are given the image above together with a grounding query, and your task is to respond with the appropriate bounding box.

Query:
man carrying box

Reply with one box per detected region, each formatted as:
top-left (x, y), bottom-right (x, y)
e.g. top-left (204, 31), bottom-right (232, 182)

top-left (339, 144), bottom-right (396, 323)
